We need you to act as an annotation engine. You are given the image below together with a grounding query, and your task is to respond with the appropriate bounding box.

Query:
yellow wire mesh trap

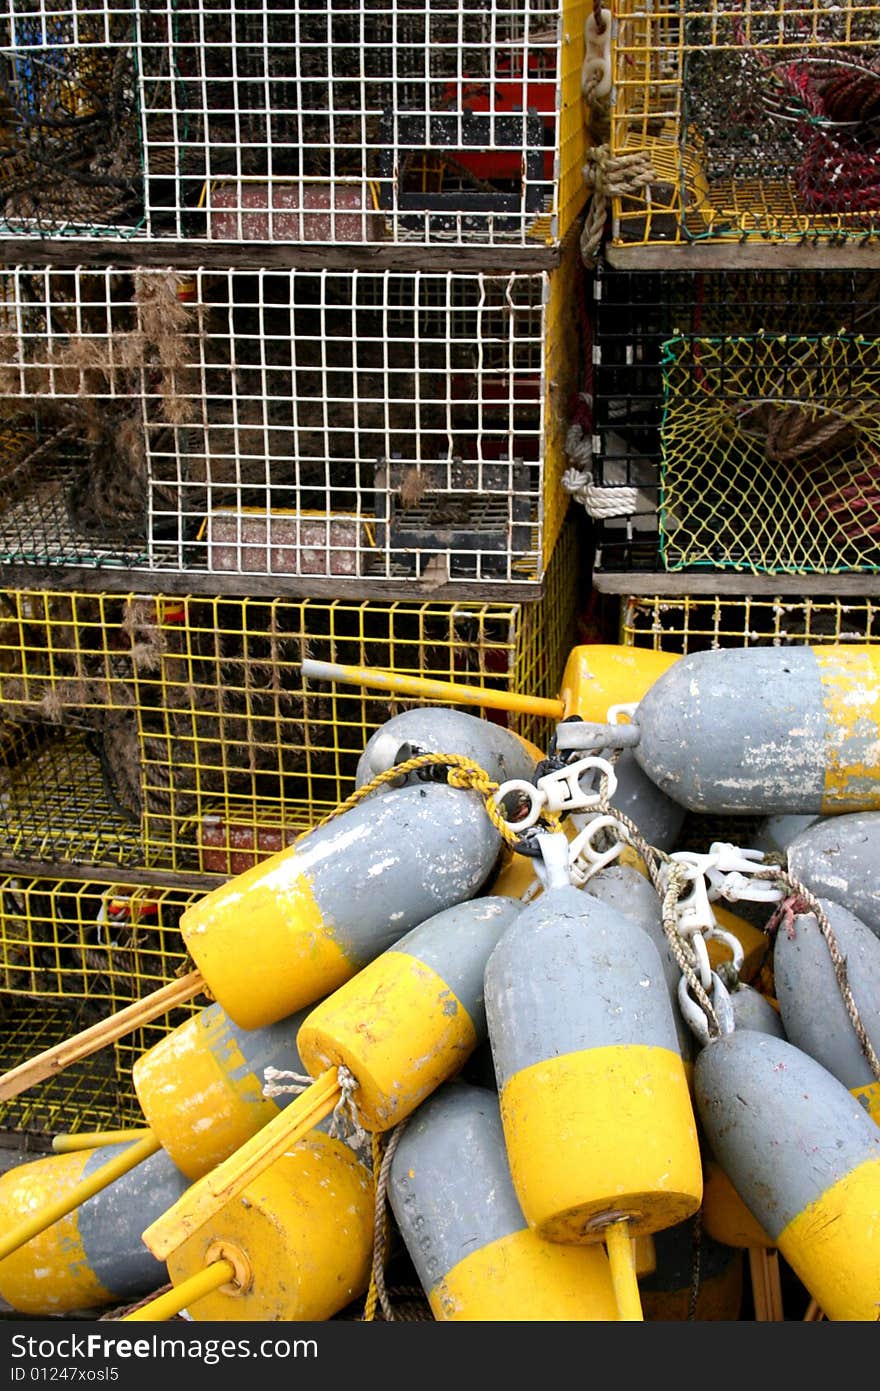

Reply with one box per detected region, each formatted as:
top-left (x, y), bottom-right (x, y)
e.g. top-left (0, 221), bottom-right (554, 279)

top-left (619, 592), bottom-right (880, 654)
top-left (658, 332), bottom-right (880, 574)
top-left (608, 0), bottom-right (880, 247)
top-left (0, 518), bottom-right (580, 876)
top-left (0, 251), bottom-right (583, 589)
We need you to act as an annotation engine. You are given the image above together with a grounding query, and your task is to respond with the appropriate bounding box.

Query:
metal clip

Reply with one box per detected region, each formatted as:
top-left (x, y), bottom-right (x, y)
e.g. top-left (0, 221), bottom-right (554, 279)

top-left (568, 814), bottom-right (626, 888)
top-left (553, 720), bottom-right (640, 754)
top-left (678, 971), bottom-right (736, 1048)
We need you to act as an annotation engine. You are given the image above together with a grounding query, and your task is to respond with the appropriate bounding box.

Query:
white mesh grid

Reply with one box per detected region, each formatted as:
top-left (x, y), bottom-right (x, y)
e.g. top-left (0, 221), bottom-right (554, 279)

top-left (0, 263), bottom-right (552, 584)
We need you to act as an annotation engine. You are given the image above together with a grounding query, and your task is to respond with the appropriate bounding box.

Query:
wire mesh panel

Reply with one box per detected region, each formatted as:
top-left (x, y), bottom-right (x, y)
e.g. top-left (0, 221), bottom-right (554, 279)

top-left (135, 0), bottom-right (589, 248)
top-left (608, 0), bottom-right (880, 247)
top-left (0, 257), bottom-right (582, 589)
top-left (0, 0), bottom-right (144, 237)
top-left (619, 592), bottom-right (880, 653)
top-left (0, 519), bottom-right (580, 873)
top-left (583, 262), bottom-right (880, 574)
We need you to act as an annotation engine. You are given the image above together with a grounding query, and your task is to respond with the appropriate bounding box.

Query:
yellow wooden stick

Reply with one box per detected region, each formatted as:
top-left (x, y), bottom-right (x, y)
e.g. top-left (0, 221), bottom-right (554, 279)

top-left (604, 1220), bottom-right (644, 1322)
top-left (52, 1128), bottom-right (154, 1154)
top-left (0, 969), bottom-right (205, 1104)
top-left (749, 1247), bottom-right (785, 1321)
top-left (0, 1132), bottom-right (161, 1263)
top-left (142, 1067), bottom-right (341, 1262)
top-left (121, 1260), bottom-right (235, 1323)
top-left (300, 658), bottom-right (566, 719)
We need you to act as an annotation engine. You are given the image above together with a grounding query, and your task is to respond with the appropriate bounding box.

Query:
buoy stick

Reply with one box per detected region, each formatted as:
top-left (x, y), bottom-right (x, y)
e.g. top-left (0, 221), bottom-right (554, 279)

top-left (52, 1128), bottom-right (154, 1154)
top-left (120, 1260), bottom-right (236, 1323)
top-left (604, 1220), bottom-right (644, 1322)
top-left (0, 1132), bottom-right (161, 1263)
top-left (803, 1297), bottom-right (826, 1321)
top-left (300, 658), bottom-right (566, 719)
top-left (142, 1067), bottom-right (341, 1261)
top-left (0, 969), bottom-right (206, 1104)
top-left (749, 1247), bottom-right (785, 1321)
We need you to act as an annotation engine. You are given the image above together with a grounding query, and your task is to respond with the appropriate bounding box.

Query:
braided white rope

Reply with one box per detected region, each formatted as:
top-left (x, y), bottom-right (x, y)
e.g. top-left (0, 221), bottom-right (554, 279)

top-left (563, 466), bottom-right (641, 519)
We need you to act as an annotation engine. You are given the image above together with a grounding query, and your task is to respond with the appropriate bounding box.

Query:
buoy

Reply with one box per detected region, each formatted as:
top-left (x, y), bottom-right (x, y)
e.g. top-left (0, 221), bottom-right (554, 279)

top-left (695, 1029), bottom-right (880, 1320)
top-left (786, 812), bottom-right (880, 939)
top-left (0, 779), bottom-right (502, 1100)
top-left (388, 1081), bottom-right (620, 1321)
top-left (561, 645), bottom-right (880, 816)
top-left (131, 1000), bottom-right (328, 1179)
top-left (141, 897), bottom-right (522, 1261)
top-left (0, 1144), bottom-right (187, 1316)
top-left (302, 643), bottom-right (687, 850)
top-left (753, 814), bottom-right (824, 857)
top-left (154, 1131), bottom-right (374, 1322)
top-left (484, 883), bottom-right (703, 1319)
top-left (729, 984), bottom-right (786, 1039)
top-left (585, 861), bottom-right (694, 1064)
top-left (355, 706), bottom-right (541, 792)
top-left (773, 898), bottom-right (880, 1122)
top-left (638, 1216), bottom-right (744, 1322)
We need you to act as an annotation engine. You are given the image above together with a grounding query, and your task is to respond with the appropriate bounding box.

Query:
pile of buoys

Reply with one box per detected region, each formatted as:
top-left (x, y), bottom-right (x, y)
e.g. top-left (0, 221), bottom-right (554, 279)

top-left (2, 642), bottom-right (879, 1323)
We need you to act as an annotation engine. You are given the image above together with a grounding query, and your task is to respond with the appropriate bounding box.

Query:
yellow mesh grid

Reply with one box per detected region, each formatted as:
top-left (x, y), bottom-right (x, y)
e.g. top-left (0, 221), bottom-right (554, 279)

top-left (659, 333), bottom-right (880, 574)
top-left (609, 0), bottom-right (880, 247)
top-left (620, 593), bottom-right (880, 654)
top-left (0, 518), bottom-right (580, 875)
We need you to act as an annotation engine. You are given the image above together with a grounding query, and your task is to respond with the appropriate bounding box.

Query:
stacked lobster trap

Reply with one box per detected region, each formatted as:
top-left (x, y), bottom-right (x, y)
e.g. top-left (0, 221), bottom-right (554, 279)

top-left (603, 0), bottom-right (880, 249)
top-left (0, 1), bottom-right (593, 1138)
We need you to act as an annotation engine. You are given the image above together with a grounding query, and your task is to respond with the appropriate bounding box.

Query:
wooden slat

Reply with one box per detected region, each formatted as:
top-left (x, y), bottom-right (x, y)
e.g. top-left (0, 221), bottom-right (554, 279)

top-left (591, 572), bottom-right (880, 597)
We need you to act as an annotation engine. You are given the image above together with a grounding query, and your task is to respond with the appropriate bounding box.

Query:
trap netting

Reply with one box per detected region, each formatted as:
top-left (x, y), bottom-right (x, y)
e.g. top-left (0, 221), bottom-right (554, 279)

top-left (659, 332), bottom-right (880, 574)
top-left (0, 0), bottom-right (143, 236)
top-left (609, 0), bottom-right (880, 246)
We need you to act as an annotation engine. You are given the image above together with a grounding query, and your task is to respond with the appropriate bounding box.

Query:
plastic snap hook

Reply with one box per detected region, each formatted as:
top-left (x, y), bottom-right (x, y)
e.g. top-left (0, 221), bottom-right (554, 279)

top-left (582, 8), bottom-right (612, 100)
top-left (568, 814), bottom-right (626, 888)
top-left (493, 778), bottom-right (546, 831)
top-left (535, 755), bottom-right (619, 814)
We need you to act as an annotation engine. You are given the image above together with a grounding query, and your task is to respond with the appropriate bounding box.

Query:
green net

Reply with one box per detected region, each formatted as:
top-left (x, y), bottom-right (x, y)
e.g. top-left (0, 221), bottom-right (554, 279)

top-left (659, 332), bottom-right (880, 573)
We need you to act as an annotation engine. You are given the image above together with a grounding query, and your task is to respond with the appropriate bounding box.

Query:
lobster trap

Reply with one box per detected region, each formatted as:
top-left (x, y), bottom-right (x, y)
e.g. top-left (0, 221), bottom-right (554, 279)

top-left (607, 0), bottom-right (880, 248)
top-left (0, 0), bottom-right (144, 237)
top-left (0, 252), bottom-right (584, 592)
top-left (618, 591), bottom-right (880, 653)
top-left (0, 515), bottom-right (581, 875)
top-left (0, 875), bottom-right (203, 1136)
top-left (135, 0), bottom-right (590, 248)
top-left (581, 262), bottom-right (880, 574)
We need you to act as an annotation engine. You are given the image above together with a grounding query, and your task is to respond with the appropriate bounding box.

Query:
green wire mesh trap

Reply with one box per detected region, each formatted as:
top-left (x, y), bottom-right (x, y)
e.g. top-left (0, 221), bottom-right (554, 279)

top-left (659, 332), bottom-right (880, 574)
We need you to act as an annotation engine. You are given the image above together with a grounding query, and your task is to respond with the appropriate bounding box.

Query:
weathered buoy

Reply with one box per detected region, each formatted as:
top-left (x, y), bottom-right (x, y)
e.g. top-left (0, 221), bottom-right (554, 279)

top-left (484, 884), bottom-right (703, 1246)
top-left (786, 813), bottom-right (880, 939)
top-left (142, 897), bottom-right (522, 1260)
top-left (572, 645), bottom-right (880, 816)
top-left (132, 1000), bottom-right (323, 1179)
top-left (162, 1131), bottom-right (374, 1322)
top-left (388, 1081), bottom-right (620, 1321)
top-left (695, 1029), bottom-right (880, 1320)
top-left (0, 1144), bottom-right (187, 1316)
top-left (729, 984), bottom-right (786, 1039)
top-left (179, 780), bottom-right (502, 1030)
top-left (753, 814), bottom-right (824, 857)
top-left (773, 898), bottom-right (880, 1122)
top-left (638, 1216), bottom-right (744, 1322)
top-left (354, 706), bottom-right (540, 792)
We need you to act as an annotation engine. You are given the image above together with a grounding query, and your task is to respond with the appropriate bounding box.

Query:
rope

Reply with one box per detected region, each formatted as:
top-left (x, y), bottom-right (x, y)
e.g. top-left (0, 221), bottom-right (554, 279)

top-left (299, 750), bottom-right (546, 852)
top-left (579, 147), bottom-right (656, 265)
top-left (361, 1121), bottom-right (409, 1323)
top-left (762, 872), bottom-right (880, 1081)
top-left (562, 465), bottom-right (641, 519)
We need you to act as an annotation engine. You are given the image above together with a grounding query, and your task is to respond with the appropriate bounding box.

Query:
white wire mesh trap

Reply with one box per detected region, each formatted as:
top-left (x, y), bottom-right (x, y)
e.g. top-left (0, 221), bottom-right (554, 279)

top-left (0, 0), bottom-right (591, 247)
top-left (0, 260), bottom-right (581, 587)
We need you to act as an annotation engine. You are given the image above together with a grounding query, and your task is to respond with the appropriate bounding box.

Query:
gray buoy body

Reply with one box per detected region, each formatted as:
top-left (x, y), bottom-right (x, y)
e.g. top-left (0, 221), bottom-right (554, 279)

top-left (632, 646), bottom-right (880, 814)
top-left (388, 1081), bottom-right (619, 1320)
top-left (695, 1030), bottom-right (880, 1320)
top-left (355, 706), bottom-right (537, 792)
top-left (753, 814), bottom-right (824, 857)
top-left (485, 884), bottom-right (702, 1241)
top-left (589, 750), bottom-right (686, 851)
top-left (786, 812), bottom-right (880, 939)
top-left (729, 984), bottom-right (786, 1039)
top-left (773, 898), bottom-right (880, 1097)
